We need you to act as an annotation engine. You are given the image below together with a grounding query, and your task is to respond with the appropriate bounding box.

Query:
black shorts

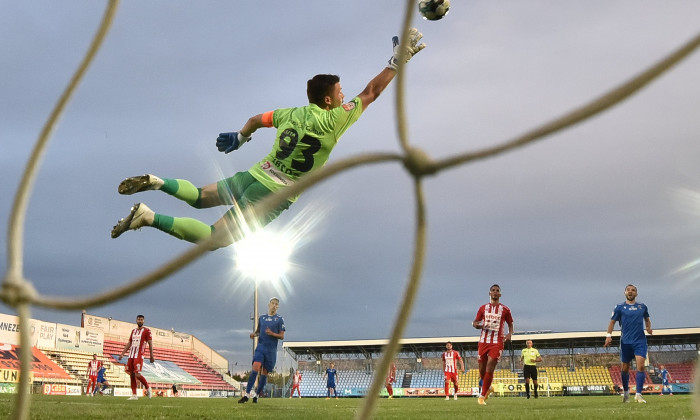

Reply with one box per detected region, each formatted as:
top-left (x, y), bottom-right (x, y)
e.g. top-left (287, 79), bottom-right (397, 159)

top-left (523, 365), bottom-right (538, 380)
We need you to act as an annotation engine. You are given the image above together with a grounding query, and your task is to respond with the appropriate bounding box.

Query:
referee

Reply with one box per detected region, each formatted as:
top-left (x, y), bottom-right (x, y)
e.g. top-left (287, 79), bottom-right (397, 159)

top-left (520, 340), bottom-right (543, 399)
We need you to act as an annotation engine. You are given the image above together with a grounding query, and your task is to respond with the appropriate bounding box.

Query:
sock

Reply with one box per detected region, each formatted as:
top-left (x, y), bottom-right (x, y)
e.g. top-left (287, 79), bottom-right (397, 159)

top-left (256, 374), bottom-right (268, 396)
top-left (482, 372), bottom-right (494, 397)
top-left (152, 214), bottom-right (213, 243)
top-left (160, 179), bottom-right (202, 208)
top-left (534, 383), bottom-right (538, 397)
top-left (130, 375), bottom-right (137, 394)
top-left (327, 388), bottom-right (331, 398)
top-left (444, 382), bottom-right (449, 396)
top-left (525, 382), bottom-right (530, 396)
top-left (246, 370), bottom-right (258, 394)
top-left (138, 375), bottom-right (149, 389)
top-left (635, 371), bottom-right (645, 394)
top-left (454, 382), bottom-right (459, 394)
top-left (621, 371), bottom-right (629, 392)
top-left (387, 384), bottom-right (393, 396)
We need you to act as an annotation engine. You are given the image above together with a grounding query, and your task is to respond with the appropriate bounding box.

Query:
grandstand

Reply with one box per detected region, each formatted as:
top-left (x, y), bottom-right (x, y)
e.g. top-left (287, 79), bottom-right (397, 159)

top-left (36, 342), bottom-right (236, 396)
top-left (0, 312), bottom-right (236, 397)
top-left (294, 369), bottom-right (407, 398)
top-left (660, 362), bottom-right (695, 383)
top-left (40, 348), bottom-right (130, 388)
top-left (281, 328), bottom-right (698, 398)
top-left (103, 340), bottom-right (234, 391)
top-left (1, 311), bottom-right (696, 399)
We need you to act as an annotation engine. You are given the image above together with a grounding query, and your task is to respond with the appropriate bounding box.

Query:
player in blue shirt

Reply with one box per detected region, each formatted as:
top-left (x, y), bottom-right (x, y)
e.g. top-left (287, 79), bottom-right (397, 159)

top-left (604, 284), bottom-right (652, 404)
top-left (239, 297), bottom-right (285, 404)
top-left (92, 365), bottom-right (110, 395)
top-left (659, 365), bottom-right (673, 395)
top-left (323, 362), bottom-right (340, 400)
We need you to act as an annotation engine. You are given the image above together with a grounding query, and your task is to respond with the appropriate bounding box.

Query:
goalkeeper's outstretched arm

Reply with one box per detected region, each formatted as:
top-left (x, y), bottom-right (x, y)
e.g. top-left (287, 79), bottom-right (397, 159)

top-left (357, 68), bottom-right (397, 110)
top-left (357, 28), bottom-right (426, 110)
top-left (215, 114), bottom-right (265, 154)
top-left (239, 114), bottom-right (265, 137)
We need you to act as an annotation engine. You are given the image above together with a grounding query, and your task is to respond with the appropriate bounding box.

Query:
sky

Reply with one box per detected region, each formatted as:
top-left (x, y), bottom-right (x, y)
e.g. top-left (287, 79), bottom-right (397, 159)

top-left (2, 1), bottom-right (700, 373)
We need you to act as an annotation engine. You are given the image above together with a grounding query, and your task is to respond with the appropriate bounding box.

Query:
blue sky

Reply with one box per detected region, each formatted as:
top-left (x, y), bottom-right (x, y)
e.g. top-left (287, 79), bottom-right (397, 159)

top-left (2, 1), bottom-right (700, 372)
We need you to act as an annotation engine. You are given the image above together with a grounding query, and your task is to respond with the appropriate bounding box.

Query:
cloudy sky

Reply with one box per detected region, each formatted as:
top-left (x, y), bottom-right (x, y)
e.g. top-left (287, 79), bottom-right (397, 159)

top-left (2, 1), bottom-right (700, 372)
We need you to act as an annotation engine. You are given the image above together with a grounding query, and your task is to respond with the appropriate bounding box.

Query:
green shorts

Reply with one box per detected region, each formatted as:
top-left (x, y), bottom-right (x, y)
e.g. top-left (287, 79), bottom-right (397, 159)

top-left (217, 171), bottom-right (292, 227)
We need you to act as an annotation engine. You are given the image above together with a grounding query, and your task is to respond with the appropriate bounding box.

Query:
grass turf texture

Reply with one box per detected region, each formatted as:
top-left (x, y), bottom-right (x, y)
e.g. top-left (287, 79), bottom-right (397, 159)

top-left (0, 394), bottom-right (693, 419)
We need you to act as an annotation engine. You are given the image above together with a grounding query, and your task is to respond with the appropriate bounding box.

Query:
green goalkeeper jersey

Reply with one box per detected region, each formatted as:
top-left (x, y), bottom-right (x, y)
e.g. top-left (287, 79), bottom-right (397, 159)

top-left (248, 97), bottom-right (364, 202)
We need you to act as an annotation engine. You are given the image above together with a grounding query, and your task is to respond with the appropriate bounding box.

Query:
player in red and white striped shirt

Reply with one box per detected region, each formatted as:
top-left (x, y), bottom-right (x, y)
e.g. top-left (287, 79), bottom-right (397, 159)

top-left (442, 342), bottom-right (465, 400)
top-left (472, 284), bottom-right (513, 405)
top-left (119, 314), bottom-right (155, 400)
top-left (86, 354), bottom-right (102, 396)
top-left (290, 370), bottom-right (302, 398)
top-left (385, 361), bottom-right (397, 398)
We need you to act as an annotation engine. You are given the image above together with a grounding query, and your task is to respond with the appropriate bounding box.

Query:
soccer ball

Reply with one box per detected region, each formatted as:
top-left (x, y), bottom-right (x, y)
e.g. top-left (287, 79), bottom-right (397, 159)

top-left (419, 0), bottom-right (450, 21)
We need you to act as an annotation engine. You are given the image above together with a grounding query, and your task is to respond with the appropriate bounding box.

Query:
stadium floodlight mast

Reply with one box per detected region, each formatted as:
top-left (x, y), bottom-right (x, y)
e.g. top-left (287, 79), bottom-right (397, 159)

top-left (228, 202), bottom-right (326, 386)
top-left (233, 229), bottom-right (293, 358)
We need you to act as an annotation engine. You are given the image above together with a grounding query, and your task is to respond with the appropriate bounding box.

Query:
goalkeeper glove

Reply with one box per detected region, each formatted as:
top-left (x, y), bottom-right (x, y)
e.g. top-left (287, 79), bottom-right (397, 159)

top-left (387, 27), bottom-right (426, 71)
top-left (216, 132), bottom-right (251, 154)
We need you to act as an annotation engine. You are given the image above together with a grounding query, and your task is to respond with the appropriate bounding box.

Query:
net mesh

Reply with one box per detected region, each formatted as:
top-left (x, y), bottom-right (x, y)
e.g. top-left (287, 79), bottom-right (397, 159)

top-left (2, 1), bottom-right (700, 419)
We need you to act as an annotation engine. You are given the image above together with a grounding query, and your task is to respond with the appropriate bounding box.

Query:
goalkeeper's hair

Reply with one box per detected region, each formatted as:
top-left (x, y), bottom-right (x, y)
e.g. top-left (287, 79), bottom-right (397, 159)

top-left (307, 74), bottom-right (340, 108)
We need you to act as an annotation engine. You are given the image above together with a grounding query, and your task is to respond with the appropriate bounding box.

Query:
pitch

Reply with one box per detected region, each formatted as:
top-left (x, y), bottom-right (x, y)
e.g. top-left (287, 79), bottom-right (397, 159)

top-left (0, 394), bottom-right (692, 419)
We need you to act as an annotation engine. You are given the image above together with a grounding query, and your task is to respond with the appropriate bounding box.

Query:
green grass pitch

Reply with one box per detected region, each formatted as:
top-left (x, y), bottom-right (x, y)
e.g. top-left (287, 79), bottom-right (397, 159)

top-left (0, 394), bottom-right (693, 419)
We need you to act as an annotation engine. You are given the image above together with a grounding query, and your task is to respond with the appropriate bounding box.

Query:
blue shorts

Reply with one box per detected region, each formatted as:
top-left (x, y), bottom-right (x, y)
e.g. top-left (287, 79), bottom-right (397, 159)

top-left (327, 381), bottom-right (336, 388)
top-left (619, 342), bottom-right (647, 363)
top-left (252, 346), bottom-right (277, 373)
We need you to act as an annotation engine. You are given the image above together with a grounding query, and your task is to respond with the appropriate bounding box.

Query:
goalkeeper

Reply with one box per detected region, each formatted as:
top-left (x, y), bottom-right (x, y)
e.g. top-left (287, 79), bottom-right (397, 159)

top-left (111, 29), bottom-right (426, 249)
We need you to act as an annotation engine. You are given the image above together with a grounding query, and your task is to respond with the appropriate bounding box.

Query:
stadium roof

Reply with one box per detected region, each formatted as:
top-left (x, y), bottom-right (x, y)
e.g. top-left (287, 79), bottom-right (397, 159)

top-left (283, 327), bottom-right (700, 360)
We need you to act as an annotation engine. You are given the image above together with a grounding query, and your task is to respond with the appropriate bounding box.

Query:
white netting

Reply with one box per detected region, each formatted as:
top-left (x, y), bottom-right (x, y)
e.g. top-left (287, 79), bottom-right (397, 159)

top-left (3, 1), bottom-right (700, 419)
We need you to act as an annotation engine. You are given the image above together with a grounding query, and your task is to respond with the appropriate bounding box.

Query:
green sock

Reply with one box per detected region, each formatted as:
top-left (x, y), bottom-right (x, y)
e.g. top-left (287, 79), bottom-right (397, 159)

top-left (153, 214), bottom-right (212, 243)
top-left (160, 179), bottom-right (202, 207)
